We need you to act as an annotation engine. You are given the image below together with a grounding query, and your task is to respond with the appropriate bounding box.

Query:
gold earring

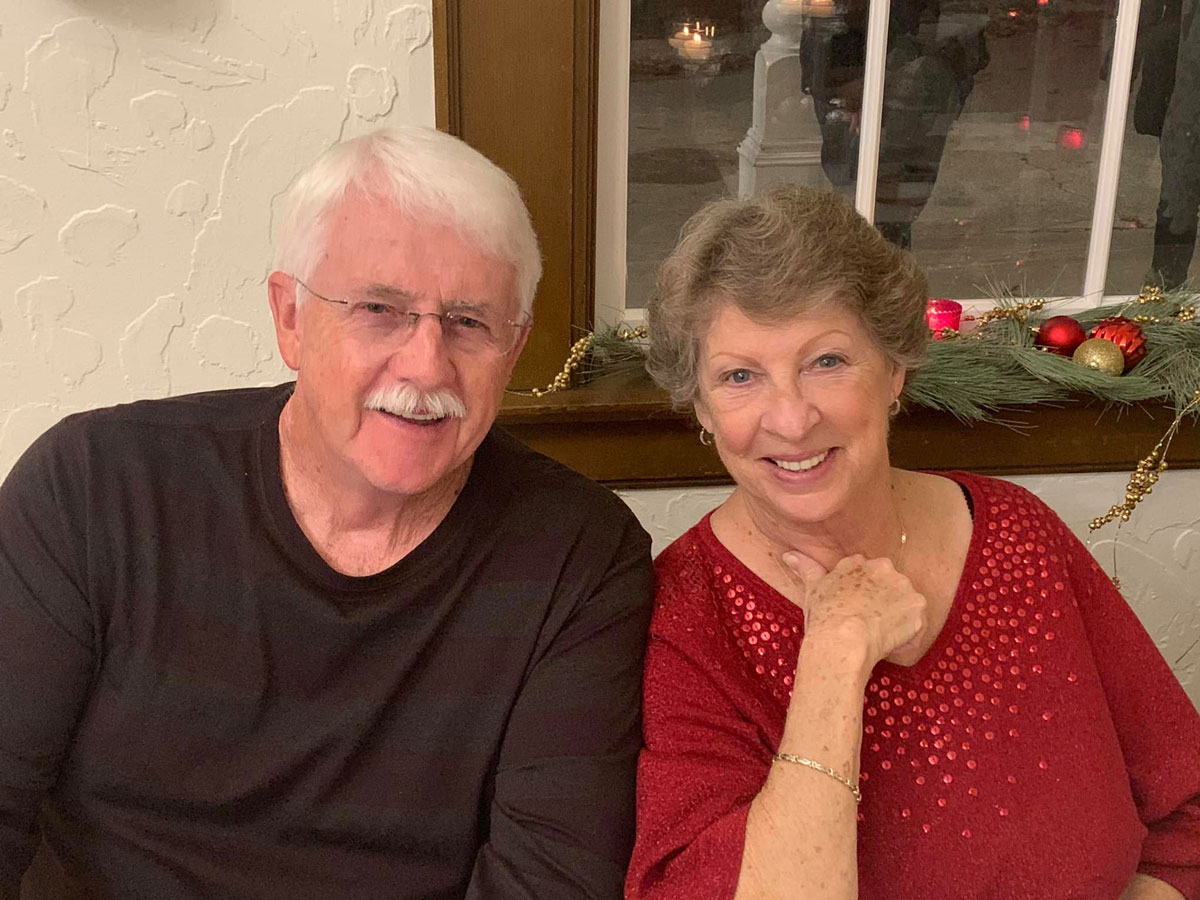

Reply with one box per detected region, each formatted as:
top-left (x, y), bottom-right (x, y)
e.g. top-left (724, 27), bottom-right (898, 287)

top-left (699, 427), bottom-right (714, 446)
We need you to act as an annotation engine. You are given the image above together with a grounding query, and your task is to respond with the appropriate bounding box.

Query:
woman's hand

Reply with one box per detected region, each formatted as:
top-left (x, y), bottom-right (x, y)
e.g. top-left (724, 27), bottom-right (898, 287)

top-left (782, 551), bottom-right (929, 669)
top-left (1119, 873), bottom-right (1186, 900)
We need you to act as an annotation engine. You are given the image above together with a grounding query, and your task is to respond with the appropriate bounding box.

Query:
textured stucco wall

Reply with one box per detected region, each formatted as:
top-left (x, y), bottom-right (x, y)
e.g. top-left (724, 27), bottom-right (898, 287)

top-left (0, 0), bottom-right (435, 475)
top-left (619, 470), bottom-right (1200, 708)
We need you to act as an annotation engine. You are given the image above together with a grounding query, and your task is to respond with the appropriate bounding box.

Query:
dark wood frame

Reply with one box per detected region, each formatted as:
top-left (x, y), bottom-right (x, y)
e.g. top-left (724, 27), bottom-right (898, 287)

top-left (432, 0), bottom-right (1200, 488)
top-left (433, 0), bottom-right (597, 390)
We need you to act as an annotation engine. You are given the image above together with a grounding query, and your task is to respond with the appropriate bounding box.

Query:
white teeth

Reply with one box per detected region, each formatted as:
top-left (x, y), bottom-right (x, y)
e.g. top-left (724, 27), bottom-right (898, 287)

top-left (395, 411), bottom-right (445, 422)
top-left (772, 451), bottom-right (829, 472)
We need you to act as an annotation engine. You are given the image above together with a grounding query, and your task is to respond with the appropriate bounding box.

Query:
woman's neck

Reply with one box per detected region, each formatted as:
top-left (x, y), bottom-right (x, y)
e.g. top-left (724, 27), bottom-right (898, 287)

top-left (712, 468), bottom-right (906, 598)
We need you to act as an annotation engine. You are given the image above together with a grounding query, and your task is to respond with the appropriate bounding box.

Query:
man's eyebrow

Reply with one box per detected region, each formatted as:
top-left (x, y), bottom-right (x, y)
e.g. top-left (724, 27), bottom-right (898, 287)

top-left (360, 285), bottom-right (490, 314)
top-left (362, 284), bottom-right (420, 303)
top-left (444, 299), bottom-right (490, 314)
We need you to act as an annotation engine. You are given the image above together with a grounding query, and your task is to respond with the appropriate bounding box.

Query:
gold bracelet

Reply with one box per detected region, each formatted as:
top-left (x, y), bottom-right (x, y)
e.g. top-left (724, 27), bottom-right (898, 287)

top-left (773, 752), bottom-right (862, 804)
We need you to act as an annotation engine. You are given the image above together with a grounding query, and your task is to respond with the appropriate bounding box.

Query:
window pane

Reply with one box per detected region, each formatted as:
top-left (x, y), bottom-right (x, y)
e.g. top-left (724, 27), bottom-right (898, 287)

top-left (1107, 0), bottom-right (1199, 293)
top-left (624, 1), bottom-right (867, 309)
top-left (620, 0), bottom-right (1127, 309)
top-left (892, 0), bottom-right (1118, 298)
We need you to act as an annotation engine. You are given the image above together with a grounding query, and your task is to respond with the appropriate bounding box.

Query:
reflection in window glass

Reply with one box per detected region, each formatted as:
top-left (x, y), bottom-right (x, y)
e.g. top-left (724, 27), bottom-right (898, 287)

top-left (902, 0), bottom-right (1116, 298)
top-left (625, 3), bottom-right (776, 309)
top-left (624, 0), bottom-right (1127, 306)
top-left (1108, 0), bottom-right (1199, 293)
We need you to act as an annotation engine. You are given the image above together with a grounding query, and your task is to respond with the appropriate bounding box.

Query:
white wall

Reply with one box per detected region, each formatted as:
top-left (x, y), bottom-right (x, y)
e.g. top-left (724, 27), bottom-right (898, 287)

top-left (620, 470), bottom-right (1200, 708)
top-left (0, 0), bottom-right (435, 475)
top-left (1, 2), bottom-right (1196, 710)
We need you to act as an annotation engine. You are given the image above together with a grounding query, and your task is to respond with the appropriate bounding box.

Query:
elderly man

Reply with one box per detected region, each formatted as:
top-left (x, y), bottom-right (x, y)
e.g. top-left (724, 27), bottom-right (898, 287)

top-left (0, 128), bottom-right (653, 899)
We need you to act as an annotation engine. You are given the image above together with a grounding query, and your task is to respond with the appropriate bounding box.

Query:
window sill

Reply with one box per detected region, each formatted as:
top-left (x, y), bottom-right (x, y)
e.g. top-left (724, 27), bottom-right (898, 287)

top-left (498, 370), bottom-right (1200, 489)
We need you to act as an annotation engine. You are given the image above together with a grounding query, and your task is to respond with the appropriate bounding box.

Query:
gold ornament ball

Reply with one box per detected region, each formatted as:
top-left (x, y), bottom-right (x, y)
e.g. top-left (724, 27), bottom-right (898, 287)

top-left (1072, 338), bottom-right (1126, 376)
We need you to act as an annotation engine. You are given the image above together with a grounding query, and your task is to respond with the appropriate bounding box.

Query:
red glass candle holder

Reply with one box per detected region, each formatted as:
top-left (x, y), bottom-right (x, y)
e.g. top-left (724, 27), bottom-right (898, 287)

top-left (926, 298), bottom-right (962, 339)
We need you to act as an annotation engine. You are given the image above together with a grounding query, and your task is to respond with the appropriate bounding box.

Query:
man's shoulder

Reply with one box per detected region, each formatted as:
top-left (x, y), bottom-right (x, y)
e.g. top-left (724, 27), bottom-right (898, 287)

top-left (41, 384), bottom-right (286, 451)
top-left (64, 384), bottom-right (290, 434)
top-left (11, 384), bottom-right (290, 487)
top-left (478, 427), bottom-right (645, 532)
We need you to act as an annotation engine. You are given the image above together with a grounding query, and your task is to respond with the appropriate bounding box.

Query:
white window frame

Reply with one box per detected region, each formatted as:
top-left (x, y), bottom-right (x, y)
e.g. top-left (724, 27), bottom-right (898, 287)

top-left (596, 0), bottom-right (1146, 329)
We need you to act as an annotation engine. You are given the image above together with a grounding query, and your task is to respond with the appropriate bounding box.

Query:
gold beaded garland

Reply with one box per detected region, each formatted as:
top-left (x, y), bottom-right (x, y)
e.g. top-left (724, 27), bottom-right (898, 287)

top-left (1090, 389), bottom-right (1200, 533)
top-left (973, 297), bottom-right (1046, 328)
top-left (525, 325), bottom-right (647, 398)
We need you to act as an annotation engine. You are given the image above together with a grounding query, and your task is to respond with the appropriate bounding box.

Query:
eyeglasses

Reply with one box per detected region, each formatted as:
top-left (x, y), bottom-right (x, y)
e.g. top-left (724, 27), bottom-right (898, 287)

top-left (294, 277), bottom-right (529, 355)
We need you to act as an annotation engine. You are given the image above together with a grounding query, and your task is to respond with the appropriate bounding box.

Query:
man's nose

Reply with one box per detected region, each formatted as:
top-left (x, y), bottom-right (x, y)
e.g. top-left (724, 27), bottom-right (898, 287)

top-left (388, 315), bottom-right (456, 385)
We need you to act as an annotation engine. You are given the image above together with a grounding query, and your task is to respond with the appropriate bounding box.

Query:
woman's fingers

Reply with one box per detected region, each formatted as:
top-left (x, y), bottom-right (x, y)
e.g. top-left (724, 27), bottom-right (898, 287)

top-left (780, 549), bottom-right (828, 586)
top-left (796, 554), bottom-right (929, 666)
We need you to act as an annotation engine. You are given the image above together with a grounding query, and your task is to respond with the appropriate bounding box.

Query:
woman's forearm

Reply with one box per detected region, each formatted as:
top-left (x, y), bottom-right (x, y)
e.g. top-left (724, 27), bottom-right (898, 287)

top-left (735, 630), bottom-right (872, 900)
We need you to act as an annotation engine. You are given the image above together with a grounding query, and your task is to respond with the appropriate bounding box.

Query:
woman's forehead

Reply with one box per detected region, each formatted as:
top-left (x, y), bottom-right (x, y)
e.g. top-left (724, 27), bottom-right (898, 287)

top-left (702, 301), bottom-right (868, 347)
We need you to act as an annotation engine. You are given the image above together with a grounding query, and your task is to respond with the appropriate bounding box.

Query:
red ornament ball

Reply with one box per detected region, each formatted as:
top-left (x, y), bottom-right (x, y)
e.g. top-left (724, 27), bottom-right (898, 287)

top-left (1035, 315), bottom-right (1087, 356)
top-left (1089, 317), bottom-right (1147, 372)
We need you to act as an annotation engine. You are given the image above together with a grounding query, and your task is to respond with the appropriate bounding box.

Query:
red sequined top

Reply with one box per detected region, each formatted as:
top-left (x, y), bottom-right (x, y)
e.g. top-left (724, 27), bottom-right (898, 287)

top-left (626, 473), bottom-right (1200, 900)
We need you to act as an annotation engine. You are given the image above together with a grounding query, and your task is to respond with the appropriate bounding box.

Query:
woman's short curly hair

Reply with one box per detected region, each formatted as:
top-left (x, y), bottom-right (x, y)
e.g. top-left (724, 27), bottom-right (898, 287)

top-left (645, 184), bottom-right (930, 408)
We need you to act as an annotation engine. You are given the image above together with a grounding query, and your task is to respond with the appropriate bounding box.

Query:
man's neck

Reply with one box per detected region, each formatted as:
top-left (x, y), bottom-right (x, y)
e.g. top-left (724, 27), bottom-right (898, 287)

top-left (277, 400), bottom-right (472, 577)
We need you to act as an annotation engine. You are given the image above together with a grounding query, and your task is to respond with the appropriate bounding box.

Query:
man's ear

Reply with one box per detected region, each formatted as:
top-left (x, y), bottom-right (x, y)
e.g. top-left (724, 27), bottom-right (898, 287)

top-left (267, 271), bottom-right (302, 372)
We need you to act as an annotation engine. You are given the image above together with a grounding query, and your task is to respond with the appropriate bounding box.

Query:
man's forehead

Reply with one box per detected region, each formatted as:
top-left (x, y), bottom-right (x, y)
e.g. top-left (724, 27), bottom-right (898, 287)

top-left (315, 196), bottom-right (520, 311)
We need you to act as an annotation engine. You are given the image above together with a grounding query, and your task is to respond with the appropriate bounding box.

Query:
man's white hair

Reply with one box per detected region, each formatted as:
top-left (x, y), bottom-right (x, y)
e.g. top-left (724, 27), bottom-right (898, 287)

top-left (273, 127), bottom-right (542, 317)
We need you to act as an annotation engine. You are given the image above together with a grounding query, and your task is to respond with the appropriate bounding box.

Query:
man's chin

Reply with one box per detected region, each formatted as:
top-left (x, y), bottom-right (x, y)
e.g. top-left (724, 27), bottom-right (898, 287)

top-left (353, 442), bottom-right (475, 499)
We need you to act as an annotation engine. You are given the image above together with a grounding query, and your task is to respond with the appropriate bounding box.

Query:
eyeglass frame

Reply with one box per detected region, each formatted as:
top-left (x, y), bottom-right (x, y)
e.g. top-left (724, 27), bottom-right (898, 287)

top-left (291, 275), bottom-right (531, 355)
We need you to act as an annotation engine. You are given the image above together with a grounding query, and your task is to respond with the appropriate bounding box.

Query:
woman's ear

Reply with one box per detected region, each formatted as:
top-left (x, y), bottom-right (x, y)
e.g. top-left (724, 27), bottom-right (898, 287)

top-left (888, 361), bottom-right (906, 405)
top-left (693, 397), bottom-right (714, 435)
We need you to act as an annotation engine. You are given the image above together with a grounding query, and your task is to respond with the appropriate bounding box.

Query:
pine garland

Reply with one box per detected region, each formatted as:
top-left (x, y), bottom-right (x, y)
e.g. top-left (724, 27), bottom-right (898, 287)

top-left (905, 287), bottom-right (1200, 422)
top-left (531, 285), bottom-right (1200, 426)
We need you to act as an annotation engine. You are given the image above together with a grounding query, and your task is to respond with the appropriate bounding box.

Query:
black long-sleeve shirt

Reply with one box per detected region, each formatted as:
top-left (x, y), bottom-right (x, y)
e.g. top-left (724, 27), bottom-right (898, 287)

top-left (0, 384), bottom-right (653, 899)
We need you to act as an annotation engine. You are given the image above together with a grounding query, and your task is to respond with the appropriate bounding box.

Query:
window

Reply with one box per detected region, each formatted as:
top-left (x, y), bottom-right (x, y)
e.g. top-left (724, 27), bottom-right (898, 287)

top-left (434, 0), bottom-right (1200, 486)
top-left (597, 0), bottom-right (1198, 327)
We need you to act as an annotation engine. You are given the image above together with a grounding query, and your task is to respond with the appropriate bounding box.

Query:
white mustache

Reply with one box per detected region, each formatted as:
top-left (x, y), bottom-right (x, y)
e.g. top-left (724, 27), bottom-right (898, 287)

top-left (364, 383), bottom-right (467, 421)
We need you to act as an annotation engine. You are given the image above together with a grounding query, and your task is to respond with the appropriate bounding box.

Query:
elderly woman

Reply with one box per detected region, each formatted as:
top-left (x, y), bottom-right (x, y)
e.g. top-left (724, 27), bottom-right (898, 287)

top-left (624, 185), bottom-right (1200, 900)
